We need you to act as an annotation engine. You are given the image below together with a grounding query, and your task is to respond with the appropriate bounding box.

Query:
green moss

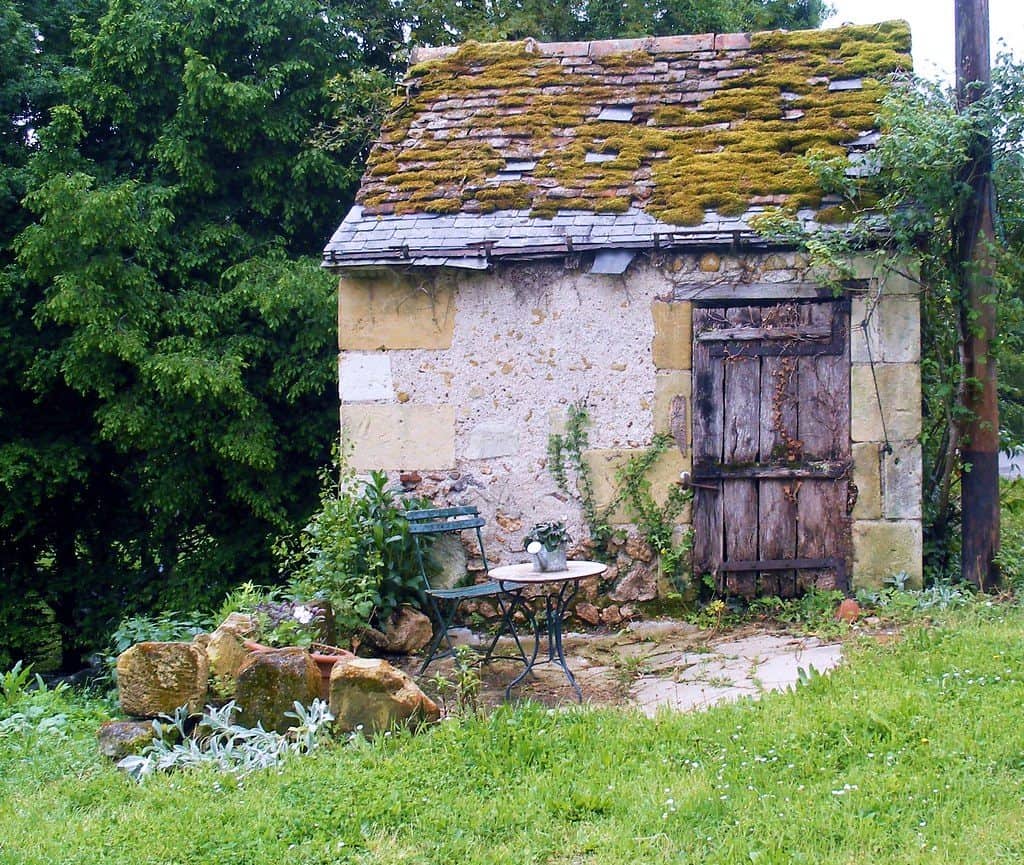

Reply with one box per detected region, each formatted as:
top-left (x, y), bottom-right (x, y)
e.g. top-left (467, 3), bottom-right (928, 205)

top-left (594, 196), bottom-right (631, 213)
top-left (659, 203), bottom-right (707, 226)
top-left (367, 157), bottom-right (399, 177)
top-left (422, 198), bottom-right (464, 215)
top-left (750, 20), bottom-right (910, 53)
top-left (593, 49), bottom-right (652, 71)
top-left (475, 182), bottom-right (532, 211)
top-left (815, 205), bottom-right (855, 224)
top-left (356, 21), bottom-right (910, 223)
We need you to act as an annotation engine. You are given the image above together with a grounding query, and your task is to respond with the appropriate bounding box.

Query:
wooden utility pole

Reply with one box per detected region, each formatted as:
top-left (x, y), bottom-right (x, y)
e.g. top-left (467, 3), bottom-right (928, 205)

top-left (955, 0), bottom-right (1000, 590)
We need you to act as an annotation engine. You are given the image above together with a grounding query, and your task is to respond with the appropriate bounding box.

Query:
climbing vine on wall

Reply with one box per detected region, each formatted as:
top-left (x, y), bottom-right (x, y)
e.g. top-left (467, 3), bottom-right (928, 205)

top-left (547, 402), bottom-right (693, 592)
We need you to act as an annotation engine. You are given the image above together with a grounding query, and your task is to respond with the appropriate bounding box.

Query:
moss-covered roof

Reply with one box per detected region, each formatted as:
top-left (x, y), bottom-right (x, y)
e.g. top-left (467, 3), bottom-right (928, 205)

top-left (358, 22), bottom-right (910, 224)
top-left (323, 23), bottom-right (910, 269)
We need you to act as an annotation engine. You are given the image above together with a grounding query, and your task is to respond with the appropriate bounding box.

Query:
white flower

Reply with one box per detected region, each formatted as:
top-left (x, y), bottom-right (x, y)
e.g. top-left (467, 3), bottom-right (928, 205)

top-left (293, 605), bottom-right (313, 624)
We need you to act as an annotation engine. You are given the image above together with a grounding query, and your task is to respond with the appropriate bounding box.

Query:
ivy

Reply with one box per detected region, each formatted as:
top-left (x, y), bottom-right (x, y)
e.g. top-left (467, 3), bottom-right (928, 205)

top-left (548, 401), bottom-right (693, 593)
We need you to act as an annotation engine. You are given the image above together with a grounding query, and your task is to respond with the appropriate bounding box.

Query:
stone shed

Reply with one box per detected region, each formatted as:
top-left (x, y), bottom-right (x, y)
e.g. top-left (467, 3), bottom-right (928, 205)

top-left (322, 21), bottom-right (922, 605)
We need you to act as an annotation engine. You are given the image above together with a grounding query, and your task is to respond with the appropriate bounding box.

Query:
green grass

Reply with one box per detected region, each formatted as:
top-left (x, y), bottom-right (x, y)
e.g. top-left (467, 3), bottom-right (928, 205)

top-left (3, 603), bottom-right (1024, 863)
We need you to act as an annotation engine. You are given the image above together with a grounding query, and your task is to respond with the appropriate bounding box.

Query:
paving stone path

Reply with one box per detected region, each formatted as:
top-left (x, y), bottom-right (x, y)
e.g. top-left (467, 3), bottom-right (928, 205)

top-left (406, 620), bottom-right (846, 715)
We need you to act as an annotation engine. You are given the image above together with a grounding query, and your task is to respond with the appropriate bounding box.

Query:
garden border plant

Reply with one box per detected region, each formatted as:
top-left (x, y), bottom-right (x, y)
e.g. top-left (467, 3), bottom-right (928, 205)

top-left (276, 454), bottom-right (436, 642)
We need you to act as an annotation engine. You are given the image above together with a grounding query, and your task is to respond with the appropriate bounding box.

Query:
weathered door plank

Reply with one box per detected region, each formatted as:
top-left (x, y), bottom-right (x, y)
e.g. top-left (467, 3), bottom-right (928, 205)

top-left (721, 306), bottom-right (761, 597)
top-left (796, 303), bottom-right (851, 591)
top-left (758, 352), bottom-right (800, 596)
top-left (692, 306), bottom-right (724, 586)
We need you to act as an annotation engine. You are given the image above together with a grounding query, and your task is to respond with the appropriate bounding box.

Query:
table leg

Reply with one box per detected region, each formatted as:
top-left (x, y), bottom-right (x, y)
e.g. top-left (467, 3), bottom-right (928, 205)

top-left (504, 579), bottom-right (581, 702)
top-left (547, 580), bottom-right (582, 701)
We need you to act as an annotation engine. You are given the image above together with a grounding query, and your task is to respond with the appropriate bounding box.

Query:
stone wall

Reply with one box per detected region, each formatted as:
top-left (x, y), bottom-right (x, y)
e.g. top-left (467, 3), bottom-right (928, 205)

top-left (336, 249), bottom-right (922, 596)
top-left (847, 257), bottom-right (923, 587)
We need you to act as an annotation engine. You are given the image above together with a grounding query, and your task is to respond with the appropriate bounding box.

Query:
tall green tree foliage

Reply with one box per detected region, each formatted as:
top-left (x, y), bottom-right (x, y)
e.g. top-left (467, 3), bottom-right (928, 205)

top-left (1, 0), bottom-right (374, 662)
top-left (404, 0), bottom-right (827, 43)
top-left (758, 60), bottom-right (1024, 579)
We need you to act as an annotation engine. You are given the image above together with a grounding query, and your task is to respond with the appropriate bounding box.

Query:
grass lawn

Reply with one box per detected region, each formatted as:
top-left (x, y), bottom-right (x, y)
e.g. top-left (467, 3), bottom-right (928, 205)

top-left (3, 603), bottom-right (1024, 864)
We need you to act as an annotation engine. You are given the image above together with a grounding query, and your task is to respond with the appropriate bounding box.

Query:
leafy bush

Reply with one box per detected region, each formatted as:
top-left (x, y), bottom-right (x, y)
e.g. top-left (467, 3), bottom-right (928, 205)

top-left (0, 662), bottom-right (105, 739)
top-left (283, 465), bottom-right (432, 637)
top-left (0, 593), bottom-right (63, 673)
top-left (101, 610), bottom-right (214, 681)
top-left (747, 589), bottom-right (846, 635)
top-left (214, 582), bottom-right (327, 648)
top-left (854, 572), bottom-right (973, 617)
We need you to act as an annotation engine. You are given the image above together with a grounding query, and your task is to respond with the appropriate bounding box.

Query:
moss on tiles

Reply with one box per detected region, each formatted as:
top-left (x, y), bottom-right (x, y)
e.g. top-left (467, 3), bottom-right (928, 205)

top-left (355, 21), bottom-right (911, 225)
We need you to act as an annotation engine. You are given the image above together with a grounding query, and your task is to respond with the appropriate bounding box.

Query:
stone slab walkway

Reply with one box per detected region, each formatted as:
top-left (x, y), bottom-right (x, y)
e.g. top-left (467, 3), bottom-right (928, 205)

top-left (407, 620), bottom-right (846, 716)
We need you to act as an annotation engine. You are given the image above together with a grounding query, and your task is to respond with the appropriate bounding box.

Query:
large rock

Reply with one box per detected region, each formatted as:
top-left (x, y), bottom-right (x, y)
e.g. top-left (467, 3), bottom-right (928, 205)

top-left (609, 562), bottom-right (658, 603)
top-left (205, 613), bottom-right (257, 692)
top-left (117, 642), bottom-right (209, 717)
top-left (330, 658), bottom-right (440, 734)
top-left (360, 605), bottom-right (434, 654)
top-left (97, 720), bottom-right (156, 760)
top-left (234, 647), bottom-right (320, 733)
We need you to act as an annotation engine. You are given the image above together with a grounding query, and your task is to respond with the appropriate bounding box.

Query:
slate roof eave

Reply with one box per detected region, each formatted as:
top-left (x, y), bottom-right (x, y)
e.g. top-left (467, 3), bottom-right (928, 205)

top-left (321, 205), bottom-right (886, 271)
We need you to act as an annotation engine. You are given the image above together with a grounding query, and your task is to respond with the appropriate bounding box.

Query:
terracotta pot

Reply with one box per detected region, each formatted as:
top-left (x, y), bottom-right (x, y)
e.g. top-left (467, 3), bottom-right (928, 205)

top-left (310, 648), bottom-right (354, 700)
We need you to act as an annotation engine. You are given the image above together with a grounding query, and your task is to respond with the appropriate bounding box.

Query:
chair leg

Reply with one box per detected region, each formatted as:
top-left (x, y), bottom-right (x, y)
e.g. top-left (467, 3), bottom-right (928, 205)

top-left (417, 597), bottom-right (458, 676)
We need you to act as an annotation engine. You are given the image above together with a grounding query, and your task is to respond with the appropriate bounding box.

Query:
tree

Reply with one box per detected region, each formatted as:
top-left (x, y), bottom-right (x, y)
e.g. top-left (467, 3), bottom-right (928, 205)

top-left (2, 0), bottom-right (829, 667)
top-left (1, 0), bottom-right (377, 662)
top-left (404, 0), bottom-right (827, 44)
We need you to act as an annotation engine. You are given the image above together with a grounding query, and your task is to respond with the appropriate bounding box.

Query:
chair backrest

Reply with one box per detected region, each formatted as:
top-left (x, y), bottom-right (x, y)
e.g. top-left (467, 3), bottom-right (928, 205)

top-left (406, 505), bottom-right (485, 535)
top-left (405, 506), bottom-right (489, 585)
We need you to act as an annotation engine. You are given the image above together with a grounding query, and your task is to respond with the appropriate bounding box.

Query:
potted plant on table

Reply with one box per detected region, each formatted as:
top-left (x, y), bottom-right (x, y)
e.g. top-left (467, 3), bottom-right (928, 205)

top-left (523, 520), bottom-right (572, 572)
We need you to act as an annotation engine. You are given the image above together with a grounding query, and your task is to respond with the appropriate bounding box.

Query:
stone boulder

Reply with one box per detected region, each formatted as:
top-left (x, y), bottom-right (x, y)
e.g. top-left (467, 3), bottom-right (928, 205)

top-left (205, 613), bottom-right (258, 691)
top-left (97, 720), bottom-right (157, 760)
top-left (234, 647), bottom-right (320, 733)
top-left (624, 535), bottom-right (655, 563)
top-left (330, 658), bottom-right (440, 735)
top-left (834, 598), bottom-right (862, 623)
top-left (609, 562), bottom-right (658, 603)
top-left (360, 606), bottom-right (434, 655)
top-left (117, 642), bottom-right (209, 717)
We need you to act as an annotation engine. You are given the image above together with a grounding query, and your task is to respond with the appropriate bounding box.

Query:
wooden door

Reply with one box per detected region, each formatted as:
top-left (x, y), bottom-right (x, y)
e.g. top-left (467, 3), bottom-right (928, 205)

top-left (691, 300), bottom-right (852, 598)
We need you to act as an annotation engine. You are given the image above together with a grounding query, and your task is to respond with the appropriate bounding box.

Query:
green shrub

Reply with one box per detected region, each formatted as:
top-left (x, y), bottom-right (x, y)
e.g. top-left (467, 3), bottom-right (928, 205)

top-left (282, 465), bottom-right (433, 638)
top-left (101, 610), bottom-right (214, 682)
top-left (0, 662), bottom-right (106, 738)
top-left (0, 593), bottom-right (63, 674)
top-left (214, 582), bottom-right (328, 648)
top-left (117, 699), bottom-right (335, 782)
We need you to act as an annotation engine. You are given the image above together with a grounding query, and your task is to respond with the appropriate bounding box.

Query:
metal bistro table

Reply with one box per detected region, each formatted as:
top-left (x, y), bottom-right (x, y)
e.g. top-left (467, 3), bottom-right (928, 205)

top-left (489, 559), bottom-right (607, 702)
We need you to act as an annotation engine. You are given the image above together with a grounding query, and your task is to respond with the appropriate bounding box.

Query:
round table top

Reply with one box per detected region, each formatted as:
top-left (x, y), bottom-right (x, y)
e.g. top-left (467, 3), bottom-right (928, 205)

top-left (489, 559), bottom-right (607, 584)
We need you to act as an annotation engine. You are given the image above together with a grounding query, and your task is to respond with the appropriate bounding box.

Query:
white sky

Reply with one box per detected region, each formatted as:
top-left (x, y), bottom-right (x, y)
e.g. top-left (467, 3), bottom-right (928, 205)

top-left (825, 0), bottom-right (1024, 80)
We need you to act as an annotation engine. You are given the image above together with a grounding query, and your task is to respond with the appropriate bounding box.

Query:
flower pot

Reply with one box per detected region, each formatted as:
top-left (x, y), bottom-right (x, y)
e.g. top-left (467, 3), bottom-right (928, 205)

top-left (310, 646), bottom-right (354, 701)
top-left (530, 544), bottom-right (567, 573)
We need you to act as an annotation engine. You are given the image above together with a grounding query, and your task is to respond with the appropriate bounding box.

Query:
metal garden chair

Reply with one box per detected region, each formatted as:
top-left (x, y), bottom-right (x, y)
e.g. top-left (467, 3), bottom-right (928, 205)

top-left (406, 505), bottom-right (534, 675)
